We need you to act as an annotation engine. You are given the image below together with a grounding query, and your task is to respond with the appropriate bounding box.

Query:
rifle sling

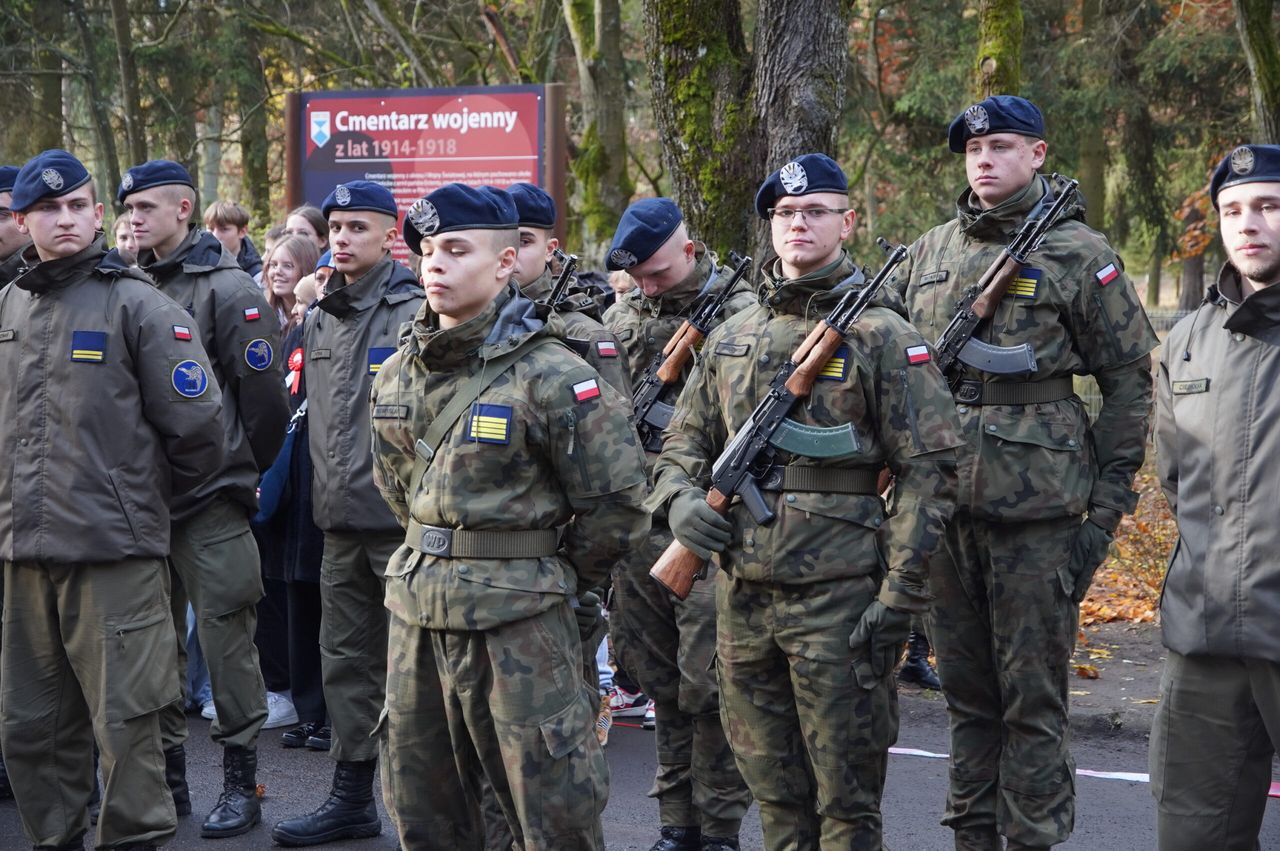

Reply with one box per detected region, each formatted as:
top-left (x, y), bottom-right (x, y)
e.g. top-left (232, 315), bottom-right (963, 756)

top-left (757, 465), bottom-right (881, 495)
top-left (952, 376), bottom-right (1073, 406)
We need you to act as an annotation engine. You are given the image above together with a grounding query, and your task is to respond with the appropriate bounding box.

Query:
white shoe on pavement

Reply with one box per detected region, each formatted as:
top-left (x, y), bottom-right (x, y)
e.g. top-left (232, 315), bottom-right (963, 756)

top-left (608, 685), bottom-right (649, 718)
top-left (643, 699), bottom-right (656, 730)
top-left (200, 699), bottom-right (217, 721)
top-left (262, 691), bottom-right (299, 730)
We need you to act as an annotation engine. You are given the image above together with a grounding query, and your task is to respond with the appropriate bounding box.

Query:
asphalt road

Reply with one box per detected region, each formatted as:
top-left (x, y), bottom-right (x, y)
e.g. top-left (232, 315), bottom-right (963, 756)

top-left (2, 702), bottom-right (1277, 849)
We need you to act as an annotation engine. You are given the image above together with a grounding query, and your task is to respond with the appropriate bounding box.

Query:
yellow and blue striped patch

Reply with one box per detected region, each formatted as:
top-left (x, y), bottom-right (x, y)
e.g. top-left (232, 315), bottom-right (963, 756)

top-left (818, 345), bottom-right (850, 382)
top-left (70, 330), bottom-right (107, 363)
top-left (368, 347), bottom-right (395, 375)
top-left (1011, 267), bottom-right (1042, 299)
top-left (467, 404), bottom-right (512, 445)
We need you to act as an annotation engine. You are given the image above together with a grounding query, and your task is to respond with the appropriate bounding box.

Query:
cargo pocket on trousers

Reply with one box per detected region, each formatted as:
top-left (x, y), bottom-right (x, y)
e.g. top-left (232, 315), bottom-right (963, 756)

top-left (104, 609), bottom-right (181, 723)
top-left (539, 693), bottom-right (593, 760)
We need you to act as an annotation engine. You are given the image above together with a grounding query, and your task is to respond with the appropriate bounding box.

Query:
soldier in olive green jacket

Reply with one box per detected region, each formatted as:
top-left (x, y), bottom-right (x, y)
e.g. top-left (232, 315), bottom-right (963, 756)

top-left (0, 150), bottom-right (224, 851)
top-left (370, 183), bottom-right (649, 851)
top-left (602, 197), bottom-right (755, 851)
top-left (893, 97), bottom-right (1156, 851)
top-left (652, 154), bottom-right (963, 851)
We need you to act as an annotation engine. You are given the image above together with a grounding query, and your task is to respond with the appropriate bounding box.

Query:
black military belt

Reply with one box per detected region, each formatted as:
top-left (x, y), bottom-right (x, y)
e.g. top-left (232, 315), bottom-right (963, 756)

top-left (757, 465), bottom-right (880, 495)
top-left (952, 376), bottom-right (1074, 406)
top-left (406, 521), bottom-right (559, 559)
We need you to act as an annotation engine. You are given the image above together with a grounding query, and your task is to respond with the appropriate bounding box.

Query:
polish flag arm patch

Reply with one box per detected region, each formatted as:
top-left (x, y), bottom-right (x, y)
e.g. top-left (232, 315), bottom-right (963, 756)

top-left (244, 306), bottom-right (262, 321)
top-left (173, 325), bottom-right (192, 341)
top-left (1095, 263), bottom-right (1119, 286)
top-left (596, 340), bottom-right (618, 357)
top-left (572, 378), bottom-right (601, 402)
top-left (906, 344), bottom-right (932, 365)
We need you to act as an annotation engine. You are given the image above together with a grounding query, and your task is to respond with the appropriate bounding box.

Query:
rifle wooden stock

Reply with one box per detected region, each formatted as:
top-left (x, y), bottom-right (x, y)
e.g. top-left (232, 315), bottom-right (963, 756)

top-left (649, 487), bottom-right (731, 599)
top-left (970, 253), bottom-right (1026, 318)
top-left (784, 325), bottom-right (845, 397)
top-left (656, 323), bottom-right (701, 384)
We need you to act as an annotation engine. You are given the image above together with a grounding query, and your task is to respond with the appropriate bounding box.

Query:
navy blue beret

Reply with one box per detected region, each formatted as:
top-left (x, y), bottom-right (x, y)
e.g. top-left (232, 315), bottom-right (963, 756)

top-left (117, 159), bottom-right (194, 203)
top-left (0, 166), bottom-right (19, 196)
top-left (1210, 144), bottom-right (1280, 209)
top-left (948, 95), bottom-right (1045, 153)
top-left (606, 198), bottom-right (683, 270)
top-left (10, 149), bottom-right (92, 213)
top-left (753, 153), bottom-right (848, 219)
top-left (321, 179), bottom-right (398, 219)
top-left (507, 182), bottom-right (557, 229)
top-left (402, 183), bottom-right (518, 255)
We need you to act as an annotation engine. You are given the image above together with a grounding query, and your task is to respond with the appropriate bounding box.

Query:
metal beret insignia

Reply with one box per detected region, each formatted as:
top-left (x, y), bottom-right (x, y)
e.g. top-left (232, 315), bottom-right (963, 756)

top-left (334, 184), bottom-right (352, 206)
top-left (779, 161), bottom-right (809, 194)
top-left (1230, 145), bottom-right (1255, 176)
top-left (964, 104), bottom-right (990, 135)
top-left (407, 198), bottom-right (439, 236)
top-left (41, 168), bottom-right (64, 191)
top-left (120, 172), bottom-right (134, 191)
top-left (609, 248), bottom-right (637, 269)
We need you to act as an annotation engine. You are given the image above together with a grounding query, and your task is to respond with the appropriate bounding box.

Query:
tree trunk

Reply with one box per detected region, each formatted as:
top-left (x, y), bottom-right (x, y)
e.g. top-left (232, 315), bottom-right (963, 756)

top-left (974, 0), bottom-right (1023, 98)
top-left (234, 18), bottom-right (271, 227)
top-left (643, 0), bottom-right (756, 256)
top-left (108, 0), bottom-right (146, 165)
top-left (1076, 0), bottom-right (1107, 230)
top-left (202, 100), bottom-right (223, 204)
top-left (31, 1), bottom-right (63, 150)
top-left (1178, 207), bottom-right (1206, 311)
top-left (1147, 230), bottom-right (1164, 307)
top-left (67, 0), bottom-right (122, 210)
top-left (1233, 0), bottom-right (1280, 142)
top-left (563, 0), bottom-right (632, 262)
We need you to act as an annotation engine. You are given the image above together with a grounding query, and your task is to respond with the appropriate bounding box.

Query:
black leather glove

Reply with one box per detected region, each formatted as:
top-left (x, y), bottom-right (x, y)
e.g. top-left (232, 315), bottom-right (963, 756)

top-left (1067, 519), bottom-right (1114, 603)
top-left (668, 489), bottom-right (732, 560)
top-left (573, 590), bottom-right (604, 642)
top-left (848, 601), bottom-right (912, 689)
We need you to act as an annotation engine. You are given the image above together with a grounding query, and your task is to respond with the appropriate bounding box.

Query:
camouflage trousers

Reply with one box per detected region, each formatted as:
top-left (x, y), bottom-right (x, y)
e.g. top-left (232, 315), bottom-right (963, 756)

top-left (717, 573), bottom-right (897, 851)
top-left (160, 497), bottom-right (268, 751)
top-left (925, 513), bottom-right (1079, 849)
top-left (392, 601), bottom-right (608, 850)
top-left (2, 558), bottom-right (179, 849)
top-left (610, 524), bottom-right (750, 837)
top-left (319, 529), bottom-right (400, 762)
top-left (1150, 650), bottom-right (1280, 851)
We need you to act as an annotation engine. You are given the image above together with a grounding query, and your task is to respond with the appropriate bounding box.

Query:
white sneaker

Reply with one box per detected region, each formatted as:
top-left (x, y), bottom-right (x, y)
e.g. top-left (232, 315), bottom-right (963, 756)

top-left (262, 691), bottom-right (299, 730)
top-left (607, 686), bottom-right (649, 718)
top-left (642, 699), bottom-right (656, 730)
top-left (200, 699), bottom-right (217, 721)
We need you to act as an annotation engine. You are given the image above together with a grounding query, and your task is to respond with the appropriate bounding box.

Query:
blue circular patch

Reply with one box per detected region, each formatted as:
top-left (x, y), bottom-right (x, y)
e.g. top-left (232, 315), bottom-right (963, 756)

top-left (244, 338), bottom-right (273, 371)
top-left (172, 360), bottom-right (209, 398)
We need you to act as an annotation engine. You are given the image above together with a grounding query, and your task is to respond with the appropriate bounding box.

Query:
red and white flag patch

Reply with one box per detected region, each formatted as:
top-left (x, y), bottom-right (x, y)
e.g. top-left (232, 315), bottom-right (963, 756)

top-left (906, 344), bottom-right (931, 365)
top-left (1095, 263), bottom-right (1119, 286)
top-left (572, 378), bottom-right (601, 402)
top-left (244, 306), bottom-right (261, 321)
top-left (173, 325), bottom-right (192, 341)
top-left (596, 340), bottom-right (618, 358)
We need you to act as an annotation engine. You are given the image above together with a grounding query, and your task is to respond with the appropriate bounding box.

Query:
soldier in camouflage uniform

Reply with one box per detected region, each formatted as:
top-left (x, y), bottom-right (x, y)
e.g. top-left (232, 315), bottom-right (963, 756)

top-left (370, 183), bottom-right (650, 850)
top-left (652, 153), bottom-right (963, 851)
top-left (602, 197), bottom-right (754, 851)
top-left (272, 180), bottom-right (425, 847)
top-left (508, 182), bottom-right (630, 396)
top-left (893, 97), bottom-right (1157, 851)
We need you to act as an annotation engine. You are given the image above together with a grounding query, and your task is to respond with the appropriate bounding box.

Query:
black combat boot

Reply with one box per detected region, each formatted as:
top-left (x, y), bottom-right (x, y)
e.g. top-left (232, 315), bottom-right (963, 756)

top-left (164, 744), bottom-right (192, 816)
top-left (649, 826), bottom-right (701, 851)
top-left (701, 836), bottom-right (740, 851)
top-left (270, 759), bottom-right (381, 847)
top-left (897, 630), bottom-right (942, 690)
top-left (200, 746), bottom-right (261, 838)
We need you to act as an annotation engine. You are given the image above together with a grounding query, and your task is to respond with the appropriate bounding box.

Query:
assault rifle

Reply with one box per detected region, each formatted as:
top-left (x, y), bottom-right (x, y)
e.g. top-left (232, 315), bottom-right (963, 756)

top-left (650, 239), bottom-right (908, 599)
top-left (933, 174), bottom-right (1080, 384)
top-left (632, 253), bottom-right (752, 452)
top-left (545, 248), bottom-right (580, 310)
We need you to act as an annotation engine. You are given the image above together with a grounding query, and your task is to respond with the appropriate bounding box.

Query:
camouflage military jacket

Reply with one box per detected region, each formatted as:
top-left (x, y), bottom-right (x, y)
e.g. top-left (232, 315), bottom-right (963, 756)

top-left (604, 243), bottom-right (756, 388)
top-left (651, 252), bottom-right (962, 609)
top-left (0, 237), bottom-right (224, 562)
top-left (135, 226), bottom-right (289, 520)
top-left (1156, 265), bottom-right (1280, 663)
top-left (894, 176), bottom-right (1157, 525)
top-left (370, 284), bottom-right (650, 631)
top-left (519, 266), bottom-right (632, 396)
top-left (305, 255), bottom-right (424, 533)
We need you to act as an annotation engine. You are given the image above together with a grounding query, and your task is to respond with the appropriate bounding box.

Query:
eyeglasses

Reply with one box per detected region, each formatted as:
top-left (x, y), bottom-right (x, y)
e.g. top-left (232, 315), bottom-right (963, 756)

top-left (767, 207), bottom-right (848, 222)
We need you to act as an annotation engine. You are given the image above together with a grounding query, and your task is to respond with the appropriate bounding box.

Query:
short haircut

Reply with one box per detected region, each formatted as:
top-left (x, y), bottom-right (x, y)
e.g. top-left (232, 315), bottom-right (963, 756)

top-left (490, 228), bottom-right (519, 253)
top-left (204, 200), bottom-right (250, 229)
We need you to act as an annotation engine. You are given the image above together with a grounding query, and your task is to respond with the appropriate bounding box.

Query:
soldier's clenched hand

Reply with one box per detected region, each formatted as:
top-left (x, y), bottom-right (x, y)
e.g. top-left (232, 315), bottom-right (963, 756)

top-left (1066, 519), bottom-right (1114, 603)
top-left (669, 489), bottom-right (732, 560)
top-left (574, 589), bottom-right (605, 642)
top-left (849, 600), bottom-right (912, 689)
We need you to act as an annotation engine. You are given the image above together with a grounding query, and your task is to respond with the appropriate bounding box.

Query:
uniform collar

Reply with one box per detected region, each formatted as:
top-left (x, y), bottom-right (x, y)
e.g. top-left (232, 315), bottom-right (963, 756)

top-left (629, 243), bottom-right (715, 318)
top-left (1217, 261), bottom-right (1280, 345)
top-left (956, 175), bottom-right (1046, 242)
top-left (409, 283), bottom-right (549, 368)
top-left (138, 224), bottom-right (203, 276)
top-left (0, 240), bottom-right (34, 286)
top-left (317, 255), bottom-right (395, 318)
top-left (518, 266), bottom-right (554, 302)
top-left (759, 251), bottom-right (866, 319)
top-left (13, 235), bottom-right (108, 294)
